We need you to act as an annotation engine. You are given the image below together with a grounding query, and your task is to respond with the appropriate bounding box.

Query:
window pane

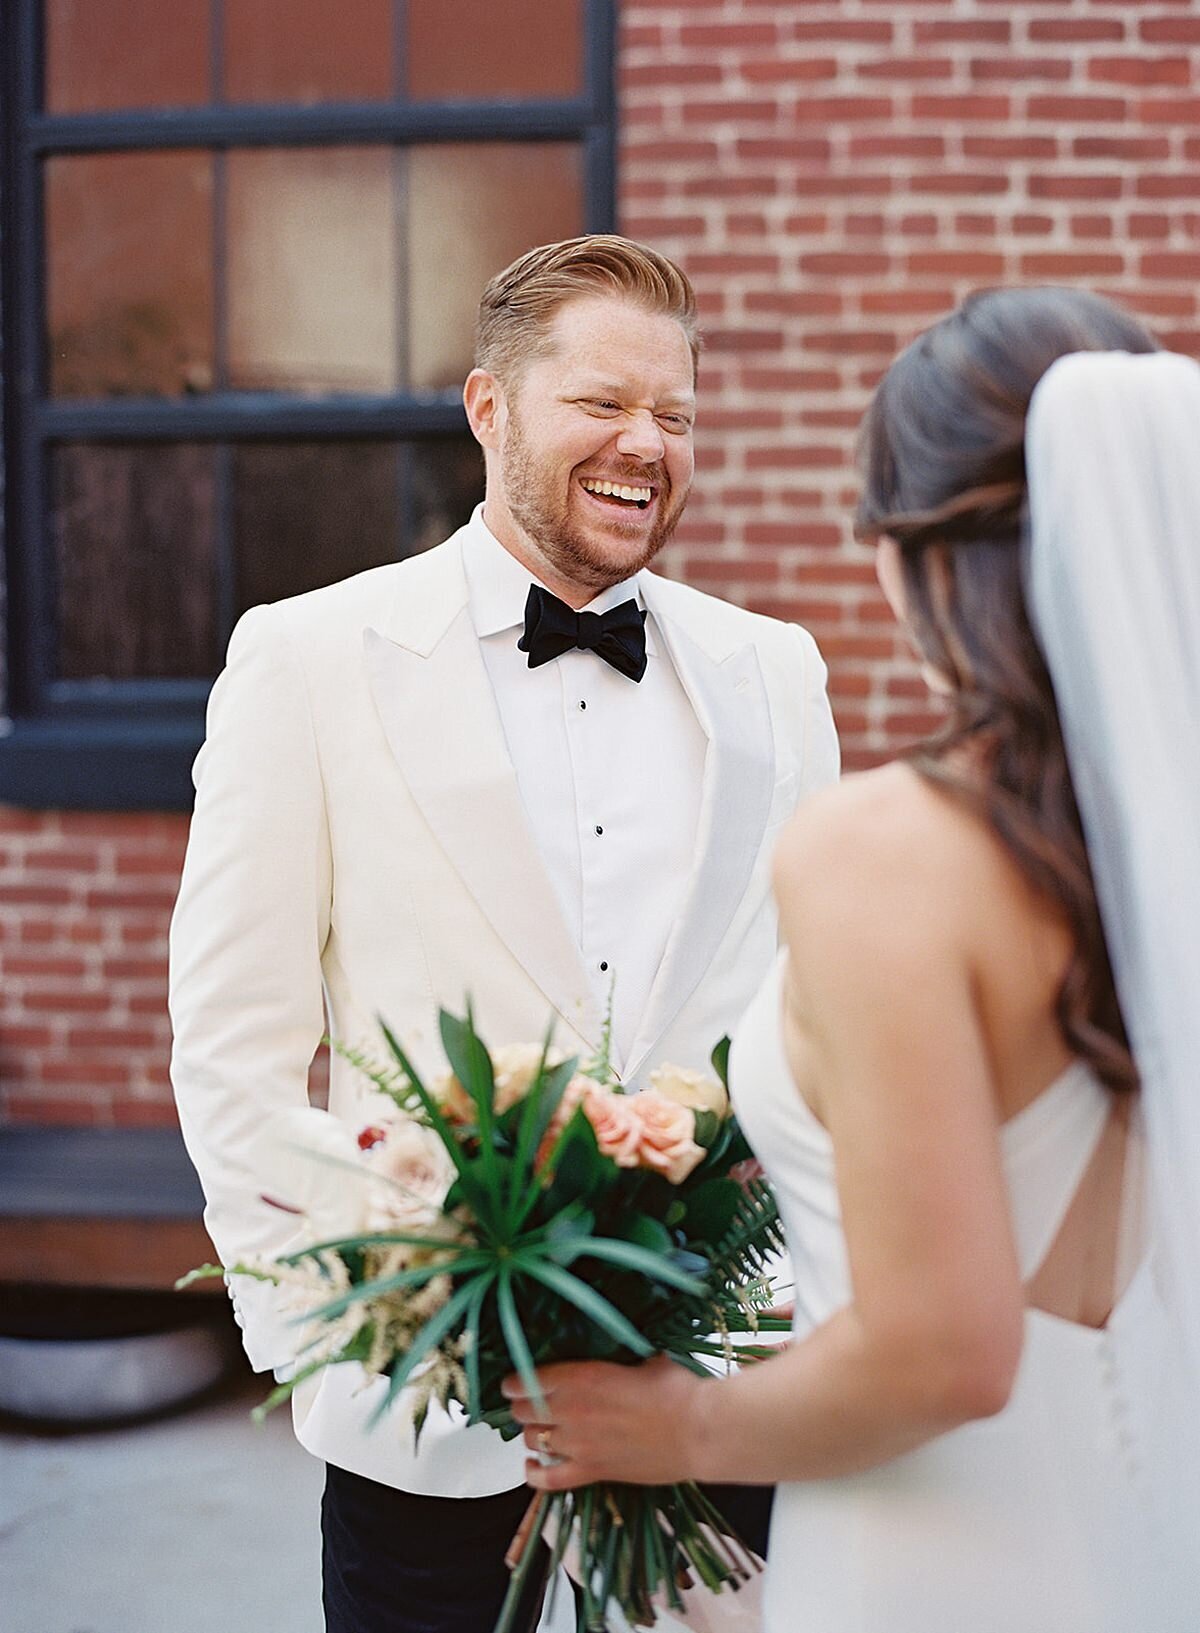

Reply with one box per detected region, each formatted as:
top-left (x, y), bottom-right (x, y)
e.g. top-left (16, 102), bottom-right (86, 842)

top-left (45, 0), bottom-right (210, 113)
top-left (52, 444), bottom-right (218, 680)
top-left (223, 0), bottom-right (394, 104)
top-left (233, 438), bottom-right (483, 615)
top-left (46, 152), bottom-right (214, 399)
top-left (227, 148), bottom-right (398, 395)
top-left (407, 0), bottom-right (582, 101)
top-left (407, 143), bottom-right (584, 391)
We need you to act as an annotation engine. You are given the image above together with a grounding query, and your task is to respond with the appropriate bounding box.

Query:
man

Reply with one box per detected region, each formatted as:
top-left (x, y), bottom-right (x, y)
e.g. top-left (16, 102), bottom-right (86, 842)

top-left (169, 235), bottom-right (839, 1633)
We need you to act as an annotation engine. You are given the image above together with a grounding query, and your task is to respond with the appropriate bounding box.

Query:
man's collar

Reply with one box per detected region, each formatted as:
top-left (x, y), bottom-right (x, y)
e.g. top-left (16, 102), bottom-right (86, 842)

top-left (461, 505), bottom-right (657, 655)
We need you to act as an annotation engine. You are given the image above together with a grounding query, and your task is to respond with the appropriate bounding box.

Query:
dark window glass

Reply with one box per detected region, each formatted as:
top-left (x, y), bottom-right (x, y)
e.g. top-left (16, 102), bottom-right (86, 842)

top-left (407, 0), bottom-right (582, 101)
top-left (232, 437), bottom-right (483, 615)
top-left (46, 151), bottom-right (215, 399)
top-left (227, 147), bottom-right (398, 394)
top-left (407, 142), bottom-right (584, 390)
top-left (223, 0), bottom-right (394, 105)
top-left (44, 0), bottom-right (211, 113)
top-left (52, 443), bottom-right (218, 680)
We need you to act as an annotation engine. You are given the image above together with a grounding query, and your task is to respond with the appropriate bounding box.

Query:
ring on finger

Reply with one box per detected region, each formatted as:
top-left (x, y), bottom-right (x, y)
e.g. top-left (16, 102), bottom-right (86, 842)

top-left (536, 1428), bottom-right (562, 1467)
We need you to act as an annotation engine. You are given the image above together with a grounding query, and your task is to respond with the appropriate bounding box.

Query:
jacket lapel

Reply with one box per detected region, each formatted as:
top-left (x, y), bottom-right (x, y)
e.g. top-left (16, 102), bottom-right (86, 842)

top-left (363, 539), bottom-right (602, 1050)
top-left (622, 586), bottom-right (776, 1080)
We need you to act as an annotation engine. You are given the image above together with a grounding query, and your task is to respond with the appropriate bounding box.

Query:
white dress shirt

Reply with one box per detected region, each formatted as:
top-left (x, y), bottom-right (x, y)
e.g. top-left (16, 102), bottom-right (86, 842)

top-left (462, 510), bottom-right (707, 1071)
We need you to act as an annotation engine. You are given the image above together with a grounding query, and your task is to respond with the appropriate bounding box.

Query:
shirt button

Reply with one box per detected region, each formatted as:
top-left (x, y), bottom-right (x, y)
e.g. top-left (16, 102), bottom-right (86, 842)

top-left (579, 700), bottom-right (587, 711)
top-left (595, 824), bottom-right (604, 835)
top-left (599, 961), bottom-right (609, 972)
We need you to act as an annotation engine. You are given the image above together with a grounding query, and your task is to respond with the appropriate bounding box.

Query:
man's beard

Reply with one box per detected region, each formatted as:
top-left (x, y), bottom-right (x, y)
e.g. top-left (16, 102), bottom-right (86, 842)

top-left (501, 413), bottom-right (689, 594)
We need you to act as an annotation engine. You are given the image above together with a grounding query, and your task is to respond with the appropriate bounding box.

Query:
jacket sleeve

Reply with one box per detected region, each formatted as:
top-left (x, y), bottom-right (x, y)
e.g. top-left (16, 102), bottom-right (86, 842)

top-left (792, 621), bottom-right (841, 796)
top-left (169, 603), bottom-right (333, 1371)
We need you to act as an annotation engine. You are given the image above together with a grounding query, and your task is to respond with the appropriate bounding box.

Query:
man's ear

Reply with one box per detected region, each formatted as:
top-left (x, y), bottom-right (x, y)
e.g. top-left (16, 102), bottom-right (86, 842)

top-left (464, 368), bottom-right (506, 450)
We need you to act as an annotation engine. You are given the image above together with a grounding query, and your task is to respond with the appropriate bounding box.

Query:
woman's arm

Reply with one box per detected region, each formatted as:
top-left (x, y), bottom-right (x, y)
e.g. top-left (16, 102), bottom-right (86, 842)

top-left (510, 772), bottom-right (1026, 1490)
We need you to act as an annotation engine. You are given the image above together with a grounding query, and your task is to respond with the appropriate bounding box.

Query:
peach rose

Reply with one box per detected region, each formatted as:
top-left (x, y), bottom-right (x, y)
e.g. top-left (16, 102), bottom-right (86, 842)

top-left (647, 1064), bottom-right (730, 1120)
top-left (581, 1084), bottom-right (645, 1169)
top-left (625, 1091), bottom-right (706, 1184)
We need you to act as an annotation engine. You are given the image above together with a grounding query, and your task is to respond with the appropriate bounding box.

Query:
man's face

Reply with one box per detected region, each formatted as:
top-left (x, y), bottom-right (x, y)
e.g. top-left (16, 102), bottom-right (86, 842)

top-left (495, 295), bottom-right (696, 595)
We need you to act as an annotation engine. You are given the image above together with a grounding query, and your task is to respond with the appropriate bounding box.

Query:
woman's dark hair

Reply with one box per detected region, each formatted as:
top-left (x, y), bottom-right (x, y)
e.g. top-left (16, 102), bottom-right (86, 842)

top-left (855, 287), bottom-right (1159, 1091)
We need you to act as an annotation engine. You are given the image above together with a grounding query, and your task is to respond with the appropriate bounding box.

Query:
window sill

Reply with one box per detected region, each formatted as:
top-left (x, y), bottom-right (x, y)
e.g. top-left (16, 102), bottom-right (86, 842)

top-left (0, 717), bottom-right (201, 811)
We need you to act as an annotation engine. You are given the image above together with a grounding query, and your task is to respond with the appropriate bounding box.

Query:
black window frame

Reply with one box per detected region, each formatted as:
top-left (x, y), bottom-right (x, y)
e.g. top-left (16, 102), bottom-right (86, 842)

top-left (0, 0), bottom-right (617, 810)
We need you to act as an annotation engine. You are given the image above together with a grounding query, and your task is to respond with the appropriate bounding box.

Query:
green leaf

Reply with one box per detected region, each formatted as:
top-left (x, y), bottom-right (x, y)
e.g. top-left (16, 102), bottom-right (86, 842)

top-left (462, 1272), bottom-right (493, 1424)
top-left (680, 1175), bottom-right (743, 1244)
top-left (552, 1234), bottom-right (706, 1295)
top-left (519, 1258), bottom-right (653, 1357)
top-left (496, 1264), bottom-right (544, 1412)
top-left (710, 1034), bottom-right (731, 1089)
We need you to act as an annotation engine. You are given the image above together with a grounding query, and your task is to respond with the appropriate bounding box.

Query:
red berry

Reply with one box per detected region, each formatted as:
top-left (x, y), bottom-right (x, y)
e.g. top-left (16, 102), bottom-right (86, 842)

top-left (357, 1124), bottom-right (387, 1150)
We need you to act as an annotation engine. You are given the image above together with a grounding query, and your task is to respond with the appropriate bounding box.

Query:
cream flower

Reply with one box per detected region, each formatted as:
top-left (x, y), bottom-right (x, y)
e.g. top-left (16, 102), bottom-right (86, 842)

top-left (648, 1064), bottom-right (730, 1120)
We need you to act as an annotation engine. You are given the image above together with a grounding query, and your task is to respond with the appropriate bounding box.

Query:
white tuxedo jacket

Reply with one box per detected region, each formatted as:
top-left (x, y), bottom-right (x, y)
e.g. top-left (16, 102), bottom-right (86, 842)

top-left (169, 525), bottom-right (839, 1496)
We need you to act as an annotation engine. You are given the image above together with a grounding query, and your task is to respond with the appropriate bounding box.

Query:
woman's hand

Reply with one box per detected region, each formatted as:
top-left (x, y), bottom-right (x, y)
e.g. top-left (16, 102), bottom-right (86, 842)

top-left (502, 1355), bottom-right (708, 1491)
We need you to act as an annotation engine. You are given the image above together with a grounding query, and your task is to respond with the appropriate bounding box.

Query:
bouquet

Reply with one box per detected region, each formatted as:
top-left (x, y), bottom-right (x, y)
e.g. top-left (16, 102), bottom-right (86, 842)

top-left (181, 1008), bottom-right (786, 1632)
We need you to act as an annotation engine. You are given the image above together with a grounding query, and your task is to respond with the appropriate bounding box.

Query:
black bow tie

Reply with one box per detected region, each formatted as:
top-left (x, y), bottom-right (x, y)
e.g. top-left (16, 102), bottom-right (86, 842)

top-left (517, 584), bottom-right (648, 683)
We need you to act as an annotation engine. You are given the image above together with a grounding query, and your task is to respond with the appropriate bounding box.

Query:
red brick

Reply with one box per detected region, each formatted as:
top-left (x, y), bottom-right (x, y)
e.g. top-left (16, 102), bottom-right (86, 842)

top-left (787, 21), bottom-right (894, 45)
top-left (797, 251), bottom-right (892, 276)
top-left (745, 445), bottom-right (847, 470)
top-left (622, 214), bottom-right (707, 240)
top-left (1018, 252), bottom-right (1125, 276)
top-left (678, 22), bottom-right (779, 48)
top-left (1136, 174), bottom-right (1200, 199)
top-left (3, 1099), bottom-right (109, 1127)
top-left (910, 173), bottom-right (1011, 197)
top-left (679, 101), bottom-right (778, 125)
top-left (1134, 97), bottom-right (1200, 124)
top-left (1072, 135), bottom-right (1172, 161)
top-left (857, 58), bottom-right (955, 82)
top-left (1011, 213), bottom-right (1055, 236)
top-left (1028, 19), bottom-right (1125, 43)
top-left (1128, 213), bottom-right (1171, 240)
top-left (970, 58), bottom-right (1072, 83)
top-left (1070, 215), bottom-right (1115, 240)
top-left (744, 292), bottom-right (844, 316)
top-left (41, 1060), bottom-right (134, 1087)
top-left (111, 1099), bottom-right (178, 1128)
top-left (861, 288), bottom-right (956, 315)
top-left (681, 175), bottom-right (779, 199)
top-left (787, 174), bottom-right (894, 199)
top-left (67, 1027), bottom-right (159, 1050)
top-left (0, 1026), bottom-right (56, 1048)
top-left (849, 136), bottom-right (946, 160)
top-left (955, 213), bottom-right (999, 235)
top-left (734, 138), bottom-right (832, 163)
top-left (963, 135), bottom-right (1058, 161)
top-left (741, 369), bottom-right (841, 392)
top-left (621, 63), bottom-right (723, 87)
top-left (906, 250), bottom-right (1006, 277)
top-left (913, 20), bottom-right (1010, 44)
top-left (0, 810), bottom-right (51, 833)
top-left (624, 140), bottom-right (721, 164)
top-left (802, 329), bottom-right (898, 355)
top-left (1139, 17), bottom-right (1200, 44)
top-left (23, 991), bottom-right (111, 1013)
top-left (1029, 174), bottom-right (1124, 201)
top-left (783, 96), bottom-right (895, 120)
top-left (1140, 253), bottom-right (1200, 279)
top-left (740, 60), bottom-right (844, 85)
top-left (3, 955), bottom-right (88, 977)
top-left (912, 95), bottom-right (1011, 121)
top-left (1026, 96), bottom-right (1127, 122)
top-left (703, 329), bottom-right (785, 353)
top-left (1089, 56), bottom-right (1191, 88)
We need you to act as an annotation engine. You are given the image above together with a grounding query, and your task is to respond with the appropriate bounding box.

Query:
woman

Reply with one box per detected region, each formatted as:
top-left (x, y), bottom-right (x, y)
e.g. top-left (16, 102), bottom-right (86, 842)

top-left (503, 288), bottom-right (1200, 1631)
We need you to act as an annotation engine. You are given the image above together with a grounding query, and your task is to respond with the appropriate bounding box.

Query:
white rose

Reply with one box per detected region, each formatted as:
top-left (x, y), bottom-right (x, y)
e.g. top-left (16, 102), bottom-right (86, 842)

top-left (647, 1064), bottom-right (730, 1120)
top-left (364, 1118), bottom-right (456, 1232)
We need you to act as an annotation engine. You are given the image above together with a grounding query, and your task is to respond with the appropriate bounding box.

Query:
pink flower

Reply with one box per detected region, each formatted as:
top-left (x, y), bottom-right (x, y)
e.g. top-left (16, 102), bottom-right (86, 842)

top-left (624, 1091), bottom-right (706, 1184)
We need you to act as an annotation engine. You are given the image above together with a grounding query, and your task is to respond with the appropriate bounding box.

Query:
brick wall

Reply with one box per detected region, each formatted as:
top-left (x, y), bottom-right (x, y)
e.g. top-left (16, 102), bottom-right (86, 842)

top-left (2, 0), bottom-right (1198, 1129)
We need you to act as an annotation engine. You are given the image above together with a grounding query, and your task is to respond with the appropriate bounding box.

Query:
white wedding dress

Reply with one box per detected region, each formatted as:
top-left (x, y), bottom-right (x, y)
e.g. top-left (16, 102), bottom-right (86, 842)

top-left (730, 952), bottom-right (1192, 1633)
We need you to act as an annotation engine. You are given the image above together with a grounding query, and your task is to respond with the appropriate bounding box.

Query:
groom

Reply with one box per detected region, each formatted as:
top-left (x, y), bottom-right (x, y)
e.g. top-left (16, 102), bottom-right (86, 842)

top-left (169, 235), bottom-right (839, 1633)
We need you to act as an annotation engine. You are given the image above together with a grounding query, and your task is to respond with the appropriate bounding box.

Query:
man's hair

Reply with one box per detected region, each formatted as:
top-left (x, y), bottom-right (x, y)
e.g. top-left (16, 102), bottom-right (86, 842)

top-left (475, 234), bottom-right (699, 385)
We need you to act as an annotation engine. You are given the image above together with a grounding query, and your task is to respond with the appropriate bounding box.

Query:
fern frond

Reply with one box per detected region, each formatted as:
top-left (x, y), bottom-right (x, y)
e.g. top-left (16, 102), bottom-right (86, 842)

top-left (328, 1035), bottom-right (429, 1122)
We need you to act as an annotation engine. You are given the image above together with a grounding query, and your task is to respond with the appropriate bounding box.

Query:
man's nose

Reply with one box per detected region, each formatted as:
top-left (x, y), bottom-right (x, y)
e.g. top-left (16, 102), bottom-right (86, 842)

top-left (614, 409), bottom-right (666, 462)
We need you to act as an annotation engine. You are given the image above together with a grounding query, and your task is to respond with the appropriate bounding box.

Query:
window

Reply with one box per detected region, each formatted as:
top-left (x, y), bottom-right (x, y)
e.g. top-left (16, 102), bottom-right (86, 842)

top-left (0, 0), bottom-right (616, 808)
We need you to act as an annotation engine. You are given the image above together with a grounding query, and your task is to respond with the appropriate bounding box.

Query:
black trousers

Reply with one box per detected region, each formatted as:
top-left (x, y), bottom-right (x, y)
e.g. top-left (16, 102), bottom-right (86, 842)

top-left (321, 1466), bottom-right (774, 1633)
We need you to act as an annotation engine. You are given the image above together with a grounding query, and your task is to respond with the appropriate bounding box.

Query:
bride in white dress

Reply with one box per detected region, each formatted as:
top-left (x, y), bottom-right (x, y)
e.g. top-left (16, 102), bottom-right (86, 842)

top-left (508, 288), bottom-right (1200, 1631)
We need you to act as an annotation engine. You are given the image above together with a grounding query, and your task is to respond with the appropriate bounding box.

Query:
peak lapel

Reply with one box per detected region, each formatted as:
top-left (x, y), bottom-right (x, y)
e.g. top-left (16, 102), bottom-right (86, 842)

top-left (364, 550), bottom-right (601, 1050)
